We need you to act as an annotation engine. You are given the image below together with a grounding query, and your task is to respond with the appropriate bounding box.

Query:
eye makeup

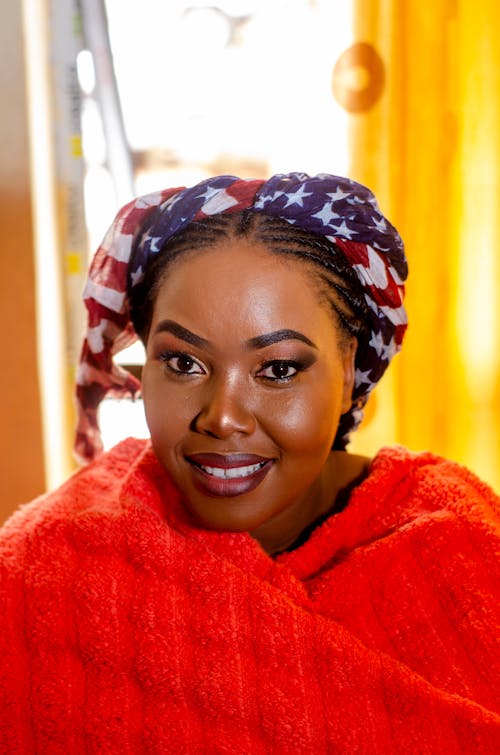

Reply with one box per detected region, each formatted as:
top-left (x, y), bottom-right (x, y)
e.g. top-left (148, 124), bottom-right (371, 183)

top-left (158, 350), bottom-right (206, 376)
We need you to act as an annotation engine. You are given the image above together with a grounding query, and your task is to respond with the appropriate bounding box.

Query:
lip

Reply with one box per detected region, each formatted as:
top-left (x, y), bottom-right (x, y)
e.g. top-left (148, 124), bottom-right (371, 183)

top-left (186, 453), bottom-right (270, 469)
top-left (185, 453), bottom-right (274, 498)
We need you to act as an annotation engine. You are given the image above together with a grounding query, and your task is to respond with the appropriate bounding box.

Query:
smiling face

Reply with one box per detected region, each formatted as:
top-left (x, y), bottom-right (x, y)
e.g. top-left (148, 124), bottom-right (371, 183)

top-left (141, 237), bottom-right (356, 553)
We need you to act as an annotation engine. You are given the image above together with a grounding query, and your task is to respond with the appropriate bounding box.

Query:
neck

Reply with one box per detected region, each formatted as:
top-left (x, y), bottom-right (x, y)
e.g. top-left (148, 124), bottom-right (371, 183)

top-left (251, 451), bottom-right (371, 556)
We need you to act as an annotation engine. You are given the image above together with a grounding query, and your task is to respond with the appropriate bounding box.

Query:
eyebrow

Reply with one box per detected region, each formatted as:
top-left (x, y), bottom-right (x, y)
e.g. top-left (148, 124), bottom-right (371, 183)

top-left (245, 329), bottom-right (317, 350)
top-left (154, 320), bottom-right (317, 351)
top-left (154, 320), bottom-right (210, 348)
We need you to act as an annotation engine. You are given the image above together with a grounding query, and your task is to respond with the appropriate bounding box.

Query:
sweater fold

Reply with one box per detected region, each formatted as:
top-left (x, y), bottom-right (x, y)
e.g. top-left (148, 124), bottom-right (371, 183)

top-left (1, 438), bottom-right (498, 753)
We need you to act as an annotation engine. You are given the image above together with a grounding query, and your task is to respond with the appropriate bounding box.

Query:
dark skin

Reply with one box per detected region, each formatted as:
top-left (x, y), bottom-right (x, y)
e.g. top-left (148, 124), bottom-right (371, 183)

top-left (141, 238), bottom-right (370, 555)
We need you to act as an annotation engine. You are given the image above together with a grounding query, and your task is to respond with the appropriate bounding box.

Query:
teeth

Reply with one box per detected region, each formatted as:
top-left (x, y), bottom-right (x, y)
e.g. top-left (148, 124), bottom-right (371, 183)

top-left (199, 462), bottom-right (265, 479)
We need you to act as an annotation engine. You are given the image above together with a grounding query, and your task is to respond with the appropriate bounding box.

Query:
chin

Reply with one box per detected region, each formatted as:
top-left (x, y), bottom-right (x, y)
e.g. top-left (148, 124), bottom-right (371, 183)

top-left (183, 497), bottom-right (271, 534)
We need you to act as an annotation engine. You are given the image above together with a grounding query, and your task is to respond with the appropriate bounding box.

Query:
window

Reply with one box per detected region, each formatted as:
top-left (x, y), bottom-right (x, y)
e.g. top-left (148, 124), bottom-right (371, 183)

top-left (79, 0), bottom-right (354, 450)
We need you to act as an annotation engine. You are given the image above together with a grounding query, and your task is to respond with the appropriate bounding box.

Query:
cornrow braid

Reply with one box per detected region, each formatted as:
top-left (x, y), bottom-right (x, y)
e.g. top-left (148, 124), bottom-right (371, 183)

top-left (129, 217), bottom-right (230, 338)
top-left (129, 209), bottom-right (370, 356)
top-left (249, 219), bottom-right (370, 350)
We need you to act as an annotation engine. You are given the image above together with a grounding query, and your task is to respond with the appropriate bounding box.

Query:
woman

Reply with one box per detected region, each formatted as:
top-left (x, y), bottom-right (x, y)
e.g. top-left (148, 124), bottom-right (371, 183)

top-left (1, 173), bottom-right (498, 752)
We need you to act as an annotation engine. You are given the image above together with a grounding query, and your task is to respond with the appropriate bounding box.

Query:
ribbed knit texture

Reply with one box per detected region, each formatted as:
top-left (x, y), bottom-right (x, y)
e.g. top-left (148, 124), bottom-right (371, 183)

top-left (0, 439), bottom-right (498, 753)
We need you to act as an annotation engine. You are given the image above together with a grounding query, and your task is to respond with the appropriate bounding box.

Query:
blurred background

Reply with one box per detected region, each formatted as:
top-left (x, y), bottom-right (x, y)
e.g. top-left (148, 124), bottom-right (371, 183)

top-left (1, 0), bottom-right (499, 523)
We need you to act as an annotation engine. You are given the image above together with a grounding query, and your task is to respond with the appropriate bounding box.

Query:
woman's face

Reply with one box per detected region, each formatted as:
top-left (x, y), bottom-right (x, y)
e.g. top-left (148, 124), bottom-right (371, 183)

top-left (141, 237), bottom-right (356, 553)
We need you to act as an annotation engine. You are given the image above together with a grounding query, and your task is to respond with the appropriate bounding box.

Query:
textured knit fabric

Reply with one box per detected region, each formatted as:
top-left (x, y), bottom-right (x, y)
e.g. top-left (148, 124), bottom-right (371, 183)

top-left (0, 440), bottom-right (498, 753)
top-left (75, 172), bottom-right (408, 462)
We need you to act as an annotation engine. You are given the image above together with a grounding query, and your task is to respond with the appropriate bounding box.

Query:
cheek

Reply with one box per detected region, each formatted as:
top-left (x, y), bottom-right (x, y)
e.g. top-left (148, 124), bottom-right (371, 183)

top-left (142, 364), bottom-right (343, 459)
top-left (142, 368), bottom-right (191, 449)
top-left (266, 384), bottom-right (341, 455)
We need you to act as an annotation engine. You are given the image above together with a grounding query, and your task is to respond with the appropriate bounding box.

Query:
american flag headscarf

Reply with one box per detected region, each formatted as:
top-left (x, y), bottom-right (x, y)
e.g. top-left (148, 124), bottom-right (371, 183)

top-left (76, 172), bottom-right (407, 463)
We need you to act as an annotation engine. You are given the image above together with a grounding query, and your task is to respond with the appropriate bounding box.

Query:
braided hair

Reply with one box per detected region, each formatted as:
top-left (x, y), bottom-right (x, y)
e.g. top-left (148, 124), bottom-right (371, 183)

top-left (129, 210), bottom-right (370, 449)
top-left (131, 210), bottom-right (369, 342)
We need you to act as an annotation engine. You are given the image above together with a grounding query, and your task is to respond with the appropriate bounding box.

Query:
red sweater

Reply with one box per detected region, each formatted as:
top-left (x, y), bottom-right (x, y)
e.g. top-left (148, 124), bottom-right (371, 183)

top-left (0, 439), bottom-right (498, 753)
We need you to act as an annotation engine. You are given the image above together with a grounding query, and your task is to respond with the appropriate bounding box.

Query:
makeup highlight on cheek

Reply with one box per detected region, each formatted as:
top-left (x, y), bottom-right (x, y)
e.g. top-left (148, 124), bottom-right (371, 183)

top-left (270, 359), bottom-right (347, 448)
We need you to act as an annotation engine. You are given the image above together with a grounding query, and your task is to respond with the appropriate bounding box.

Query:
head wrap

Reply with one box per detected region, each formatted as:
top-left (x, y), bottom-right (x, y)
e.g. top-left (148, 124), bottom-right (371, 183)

top-left (76, 172), bottom-right (407, 462)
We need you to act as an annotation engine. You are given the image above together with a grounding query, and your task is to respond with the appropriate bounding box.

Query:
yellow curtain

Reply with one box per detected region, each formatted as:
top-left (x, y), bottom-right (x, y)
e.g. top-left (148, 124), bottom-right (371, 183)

top-left (343, 0), bottom-right (500, 490)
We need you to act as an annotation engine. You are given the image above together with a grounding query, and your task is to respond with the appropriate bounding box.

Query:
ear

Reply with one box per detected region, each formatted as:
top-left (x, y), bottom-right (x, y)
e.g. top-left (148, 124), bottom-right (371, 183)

top-left (341, 338), bottom-right (357, 414)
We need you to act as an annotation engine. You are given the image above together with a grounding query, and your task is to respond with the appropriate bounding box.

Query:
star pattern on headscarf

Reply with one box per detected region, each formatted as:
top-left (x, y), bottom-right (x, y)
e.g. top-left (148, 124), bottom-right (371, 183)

top-left (326, 187), bottom-right (350, 202)
top-left (368, 331), bottom-right (395, 361)
top-left (194, 185), bottom-right (224, 203)
top-left (328, 220), bottom-right (357, 239)
top-left (253, 190), bottom-right (284, 208)
top-left (312, 202), bottom-right (341, 225)
top-left (354, 368), bottom-right (373, 388)
top-left (283, 185), bottom-right (313, 208)
top-left (372, 215), bottom-right (388, 232)
top-left (130, 266), bottom-right (144, 287)
top-left (142, 234), bottom-right (163, 253)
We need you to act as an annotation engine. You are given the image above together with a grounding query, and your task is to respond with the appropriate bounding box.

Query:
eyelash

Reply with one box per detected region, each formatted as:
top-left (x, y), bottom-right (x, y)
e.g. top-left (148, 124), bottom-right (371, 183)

top-left (256, 359), bottom-right (306, 382)
top-left (158, 352), bottom-right (307, 383)
top-left (159, 351), bottom-right (206, 376)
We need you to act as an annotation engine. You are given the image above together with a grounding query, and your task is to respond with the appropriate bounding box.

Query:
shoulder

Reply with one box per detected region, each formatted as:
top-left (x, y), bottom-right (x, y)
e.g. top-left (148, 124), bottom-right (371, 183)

top-left (347, 445), bottom-right (500, 580)
top-left (367, 445), bottom-right (499, 523)
top-left (318, 445), bottom-right (500, 567)
top-left (303, 448), bottom-right (500, 712)
top-left (0, 438), bottom-right (188, 629)
top-left (295, 446), bottom-right (498, 573)
top-left (0, 438), bottom-right (156, 558)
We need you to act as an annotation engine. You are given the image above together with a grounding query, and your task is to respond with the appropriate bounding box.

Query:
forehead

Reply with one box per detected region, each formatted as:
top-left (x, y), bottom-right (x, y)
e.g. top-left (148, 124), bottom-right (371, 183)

top-left (150, 238), bottom-right (341, 341)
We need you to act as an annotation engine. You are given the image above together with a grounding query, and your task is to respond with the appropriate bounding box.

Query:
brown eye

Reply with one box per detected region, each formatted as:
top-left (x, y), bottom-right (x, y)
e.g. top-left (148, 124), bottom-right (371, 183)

top-left (257, 360), bottom-right (302, 381)
top-left (160, 352), bottom-right (205, 375)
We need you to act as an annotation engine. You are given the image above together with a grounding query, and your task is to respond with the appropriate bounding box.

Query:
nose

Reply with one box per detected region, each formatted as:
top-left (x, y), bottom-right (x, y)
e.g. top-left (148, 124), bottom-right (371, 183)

top-left (191, 374), bottom-right (256, 439)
